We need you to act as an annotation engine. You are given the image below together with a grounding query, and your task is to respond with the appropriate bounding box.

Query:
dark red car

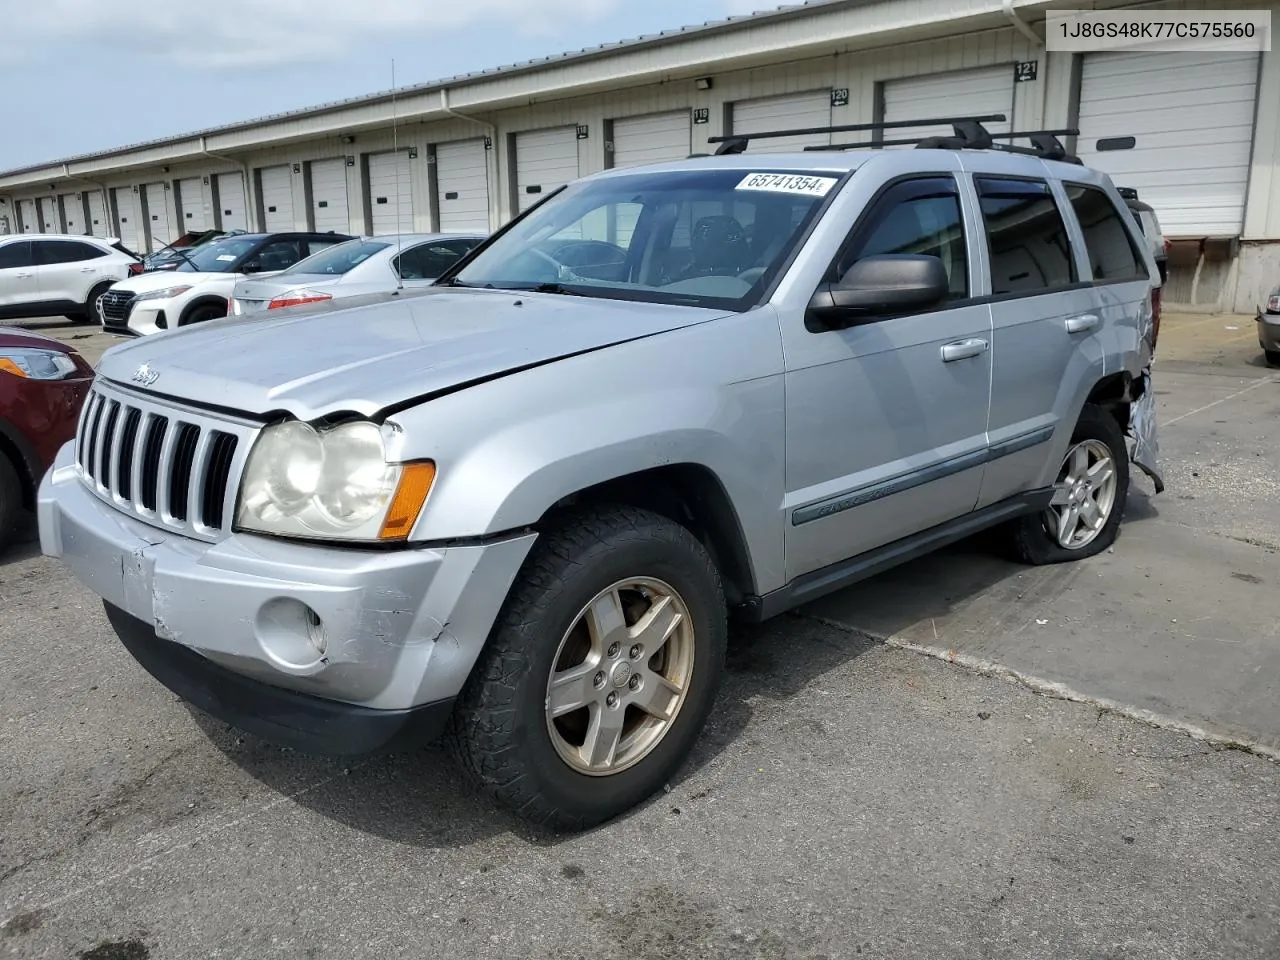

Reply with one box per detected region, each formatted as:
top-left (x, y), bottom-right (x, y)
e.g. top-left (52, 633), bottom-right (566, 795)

top-left (0, 326), bottom-right (94, 551)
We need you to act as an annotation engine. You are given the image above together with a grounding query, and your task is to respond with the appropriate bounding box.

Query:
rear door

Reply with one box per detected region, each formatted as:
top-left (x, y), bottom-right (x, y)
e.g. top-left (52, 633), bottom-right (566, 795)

top-left (0, 240), bottom-right (37, 308)
top-left (971, 173), bottom-right (1100, 509)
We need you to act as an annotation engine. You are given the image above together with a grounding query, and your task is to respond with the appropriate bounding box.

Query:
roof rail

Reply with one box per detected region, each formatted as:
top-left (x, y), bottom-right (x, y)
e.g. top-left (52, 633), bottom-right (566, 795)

top-left (706, 114), bottom-right (1007, 154)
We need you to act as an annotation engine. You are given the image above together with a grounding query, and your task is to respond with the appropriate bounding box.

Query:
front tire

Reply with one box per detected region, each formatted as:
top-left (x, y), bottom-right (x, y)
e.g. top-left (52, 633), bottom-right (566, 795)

top-left (448, 504), bottom-right (727, 831)
top-left (1264, 348), bottom-right (1280, 368)
top-left (1008, 404), bottom-right (1130, 565)
top-left (181, 303), bottom-right (226, 326)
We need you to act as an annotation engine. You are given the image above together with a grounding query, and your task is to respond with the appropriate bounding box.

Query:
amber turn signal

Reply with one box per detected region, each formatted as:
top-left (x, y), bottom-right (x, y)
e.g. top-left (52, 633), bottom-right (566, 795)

top-left (379, 461), bottom-right (437, 540)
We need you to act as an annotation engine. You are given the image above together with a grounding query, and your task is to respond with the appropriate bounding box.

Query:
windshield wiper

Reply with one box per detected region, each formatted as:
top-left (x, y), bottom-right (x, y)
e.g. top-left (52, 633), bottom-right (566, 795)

top-left (511, 282), bottom-right (591, 297)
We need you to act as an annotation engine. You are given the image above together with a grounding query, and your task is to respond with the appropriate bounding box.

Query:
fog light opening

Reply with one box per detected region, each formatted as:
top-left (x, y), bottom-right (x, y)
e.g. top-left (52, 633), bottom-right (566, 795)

top-left (255, 597), bottom-right (330, 671)
top-left (305, 606), bottom-right (327, 657)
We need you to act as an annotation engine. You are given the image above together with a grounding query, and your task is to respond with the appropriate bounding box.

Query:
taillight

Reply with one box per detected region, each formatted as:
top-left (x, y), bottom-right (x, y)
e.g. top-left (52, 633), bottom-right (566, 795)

top-left (1151, 286), bottom-right (1162, 352)
top-left (268, 290), bottom-right (333, 311)
top-left (128, 263), bottom-right (144, 275)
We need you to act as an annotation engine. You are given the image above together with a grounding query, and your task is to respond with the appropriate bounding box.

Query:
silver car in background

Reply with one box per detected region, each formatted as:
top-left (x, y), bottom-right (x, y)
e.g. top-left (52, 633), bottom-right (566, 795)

top-left (228, 232), bottom-right (484, 315)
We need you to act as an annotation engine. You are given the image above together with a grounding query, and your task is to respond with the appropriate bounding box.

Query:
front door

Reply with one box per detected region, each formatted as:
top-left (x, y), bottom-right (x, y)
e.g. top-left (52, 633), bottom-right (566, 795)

top-left (0, 241), bottom-right (37, 309)
top-left (783, 174), bottom-right (993, 581)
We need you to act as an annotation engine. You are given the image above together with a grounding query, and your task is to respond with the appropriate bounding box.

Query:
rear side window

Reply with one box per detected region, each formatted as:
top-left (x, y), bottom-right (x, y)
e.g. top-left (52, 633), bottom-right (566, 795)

top-left (0, 240), bottom-right (32, 269)
top-left (34, 239), bottom-right (107, 264)
top-left (394, 241), bottom-right (476, 280)
top-left (975, 178), bottom-right (1077, 296)
top-left (835, 176), bottom-right (969, 300)
top-left (1066, 185), bottom-right (1150, 282)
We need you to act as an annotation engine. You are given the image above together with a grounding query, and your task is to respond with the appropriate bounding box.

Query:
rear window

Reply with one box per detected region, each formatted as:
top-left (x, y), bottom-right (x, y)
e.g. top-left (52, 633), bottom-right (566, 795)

top-left (1065, 185), bottom-right (1149, 283)
top-left (975, 177), bottom-right (1077, 296)
top-left (285, 239), bottom-right (390, 276)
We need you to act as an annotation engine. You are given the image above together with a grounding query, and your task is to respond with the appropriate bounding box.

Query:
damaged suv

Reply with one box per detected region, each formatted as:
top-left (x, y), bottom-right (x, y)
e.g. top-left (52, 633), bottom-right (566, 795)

top-left (39, 127), bottom-right (1163, 830)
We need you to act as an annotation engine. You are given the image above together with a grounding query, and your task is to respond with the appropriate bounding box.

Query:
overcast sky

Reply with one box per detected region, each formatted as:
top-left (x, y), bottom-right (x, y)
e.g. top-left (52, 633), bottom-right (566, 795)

top-left (0, 0), bottom-right (774, 171)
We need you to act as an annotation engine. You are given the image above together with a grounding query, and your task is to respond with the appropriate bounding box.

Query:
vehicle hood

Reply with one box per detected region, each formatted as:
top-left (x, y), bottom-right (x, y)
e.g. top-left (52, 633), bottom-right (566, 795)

top-left (117, 270), bottom-right (231, 293)
top-left (0, 325), bottom-right (77, 353)
top-left (234, 273), bottom-right (341, 300)
top-left (95, 287), bottom-right (730, 420)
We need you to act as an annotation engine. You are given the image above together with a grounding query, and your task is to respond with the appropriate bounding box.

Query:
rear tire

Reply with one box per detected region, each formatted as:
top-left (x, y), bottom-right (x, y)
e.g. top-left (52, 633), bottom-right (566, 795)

top-left (1007, 404), bottom-right (1129, 565)
top-left (77, 281), bottom-right (114, 326)
top-left (448, 504), bottom-right (727, 832)
top-left (0, 454), bottom-right (22, 555)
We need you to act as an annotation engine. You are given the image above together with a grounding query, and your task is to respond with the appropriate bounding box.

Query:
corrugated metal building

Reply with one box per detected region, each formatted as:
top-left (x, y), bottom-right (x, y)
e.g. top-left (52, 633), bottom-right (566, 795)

top-left (1, 0), bottom-right (1276, 311)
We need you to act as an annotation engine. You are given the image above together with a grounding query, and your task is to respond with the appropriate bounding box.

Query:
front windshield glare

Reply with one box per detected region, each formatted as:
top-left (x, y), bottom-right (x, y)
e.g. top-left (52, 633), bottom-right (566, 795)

top-left (451, 168), bottom-right (841, 309)
top-left (182, 237), bottom-right (259, 272)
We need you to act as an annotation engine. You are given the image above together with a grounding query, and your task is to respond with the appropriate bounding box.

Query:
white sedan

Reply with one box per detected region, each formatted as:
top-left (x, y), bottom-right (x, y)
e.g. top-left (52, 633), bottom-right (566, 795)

top-left (228, 233), bottom-right (485, 316)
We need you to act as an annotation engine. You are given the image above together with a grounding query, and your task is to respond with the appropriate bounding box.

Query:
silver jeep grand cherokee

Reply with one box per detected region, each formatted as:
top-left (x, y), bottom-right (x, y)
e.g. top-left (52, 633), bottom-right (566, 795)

top-left (39, 127), bottom-right (1164, 830)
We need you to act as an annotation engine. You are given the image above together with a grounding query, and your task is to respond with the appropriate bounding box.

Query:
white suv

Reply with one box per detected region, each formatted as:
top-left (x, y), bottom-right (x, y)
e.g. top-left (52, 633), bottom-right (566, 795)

top-left (0, 234), bottom-right (140, 325)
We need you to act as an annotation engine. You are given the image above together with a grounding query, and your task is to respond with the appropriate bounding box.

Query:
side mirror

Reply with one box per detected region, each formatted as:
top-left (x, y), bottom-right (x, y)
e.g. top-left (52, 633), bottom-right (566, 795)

top-left (808, 254), bottom-right (950, 325)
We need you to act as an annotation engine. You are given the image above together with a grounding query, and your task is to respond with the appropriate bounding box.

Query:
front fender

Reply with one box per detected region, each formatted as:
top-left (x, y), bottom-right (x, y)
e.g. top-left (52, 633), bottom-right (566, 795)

top-left (389, 312), bottom-right (789, 592)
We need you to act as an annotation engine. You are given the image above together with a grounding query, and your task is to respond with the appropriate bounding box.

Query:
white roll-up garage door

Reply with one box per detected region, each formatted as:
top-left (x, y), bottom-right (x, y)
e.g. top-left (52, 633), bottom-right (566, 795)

top-left (17, 199), bottom-right (36, 233)
top-left (176, 178), bottom-right (208, 231)
top-left (38, 197), bottom-right (59, 232)
top-left (112, 188), bottom-right (141, 247)
top-left (59, 193), bottom-right (83, 234)
top-left (435, 139), bottom-right (490, 232)
top-left (882, 65), bottom-right (1014, 145)
top-left (86, 192), bottom-right (109, 237)
top-left (367, 151), bottom-right (413, 234)
top-left (309, 158), bottom-right (350, 233)
top-left (515, 127), bottom-right (580, 213)
top-left (258, 165), bottom-right (294, 231)
top-left (144, 183), bottom-right (174, 250)
top-left (1076, 51), bottom-right (1260, 238)
top-left (731, 91), bottom-right (832, 153)
top-left (215, 173), bottom-right (248, 232)
top-left (611, 111), bottom-right (691, 168)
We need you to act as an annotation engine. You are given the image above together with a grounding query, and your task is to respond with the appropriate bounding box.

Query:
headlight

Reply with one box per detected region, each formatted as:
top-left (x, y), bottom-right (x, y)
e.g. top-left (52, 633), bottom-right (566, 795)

top-left (133, 285), bottom-right (193, 302)
top-left (1267, 294), bottom-right (1280, 313)
top-left (0, 348), bottom-right (81, 380)
top-left (236, 420), bottom-right (435, 542)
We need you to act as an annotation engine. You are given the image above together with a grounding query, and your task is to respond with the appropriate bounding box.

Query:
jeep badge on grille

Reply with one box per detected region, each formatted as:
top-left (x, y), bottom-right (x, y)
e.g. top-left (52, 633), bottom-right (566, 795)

top-left (132, 364), bottom-right (159, 387)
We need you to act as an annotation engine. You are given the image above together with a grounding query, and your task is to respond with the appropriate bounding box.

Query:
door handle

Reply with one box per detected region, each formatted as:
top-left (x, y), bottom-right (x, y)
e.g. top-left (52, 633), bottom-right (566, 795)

top-left (79, 266), bottom-right (96, 273)
top-left (940, 338), bottom-right (990, 362)
top-left (15, 271), bottom-right (33, 279)
top-left (1066, 313), bottom-right (1101, 334)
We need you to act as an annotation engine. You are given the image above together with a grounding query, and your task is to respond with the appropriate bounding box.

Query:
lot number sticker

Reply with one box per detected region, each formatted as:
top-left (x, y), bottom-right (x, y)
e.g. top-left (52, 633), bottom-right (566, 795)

top-left (736, 173), bottom-right (838, 196)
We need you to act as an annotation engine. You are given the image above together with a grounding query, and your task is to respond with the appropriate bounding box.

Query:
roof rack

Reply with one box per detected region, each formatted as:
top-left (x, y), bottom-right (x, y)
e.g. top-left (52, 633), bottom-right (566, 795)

top-left (707, 116), bottom-right (1136, 166)
top-left (707, 114), bottom-right (1007, 155)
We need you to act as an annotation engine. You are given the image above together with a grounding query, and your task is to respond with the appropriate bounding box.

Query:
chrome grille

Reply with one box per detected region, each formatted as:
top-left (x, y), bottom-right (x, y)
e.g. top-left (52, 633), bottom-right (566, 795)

top-left (75, 379), bottom-right (259, 542)
top-left (99, 290), bottom-right (135, 325)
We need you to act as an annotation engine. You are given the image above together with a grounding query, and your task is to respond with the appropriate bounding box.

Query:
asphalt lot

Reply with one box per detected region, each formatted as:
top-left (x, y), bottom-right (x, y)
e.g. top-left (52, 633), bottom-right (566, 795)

top-left (2, 313), bottom-right (1279, 960)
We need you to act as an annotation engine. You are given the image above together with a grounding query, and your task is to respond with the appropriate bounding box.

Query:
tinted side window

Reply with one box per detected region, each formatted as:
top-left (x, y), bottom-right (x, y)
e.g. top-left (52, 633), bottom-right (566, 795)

top-left (836, 176), bottom-right (969, 300)
top-left (34, 240), bottom-right (105, 265)
top-left (1065, 185), bottom-right (1149, 282)
top-left (395, 242), bottom-right (473, 280)
top-left (0, 240), bottom-right (33, 269)
top-left (975, 178), bottom-right (1077, 296)
top-left (251, 240), bottom-right (304, 271)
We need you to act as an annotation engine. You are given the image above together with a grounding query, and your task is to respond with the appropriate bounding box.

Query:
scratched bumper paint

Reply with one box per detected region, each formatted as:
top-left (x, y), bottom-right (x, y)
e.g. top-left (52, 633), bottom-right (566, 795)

top-left (38, 442), bottom-right (536, 712)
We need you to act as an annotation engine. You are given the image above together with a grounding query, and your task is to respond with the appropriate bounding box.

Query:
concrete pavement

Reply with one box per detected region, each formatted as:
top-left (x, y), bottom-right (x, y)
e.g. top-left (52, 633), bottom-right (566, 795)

top-left (2, 311), bottom-right (1279, 959)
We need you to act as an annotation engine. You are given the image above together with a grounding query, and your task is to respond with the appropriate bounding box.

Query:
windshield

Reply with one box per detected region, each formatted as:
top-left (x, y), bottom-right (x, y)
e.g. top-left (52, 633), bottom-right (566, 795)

top-left (450, 168), bottom-right (842, 309)
top-left (284, 239), bottom-right (390, 276)
top-left (178, 237), bottom-right (260, 272)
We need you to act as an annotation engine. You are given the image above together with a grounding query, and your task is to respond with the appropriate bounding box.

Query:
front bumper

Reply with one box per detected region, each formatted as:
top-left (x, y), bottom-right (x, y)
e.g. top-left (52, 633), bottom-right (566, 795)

top-left (1257, 310), bottom-right (1280, 352)
top-left (38, 442), bottom-right (537, 752)
top-left (125, 302), bottom-right (168, 336)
